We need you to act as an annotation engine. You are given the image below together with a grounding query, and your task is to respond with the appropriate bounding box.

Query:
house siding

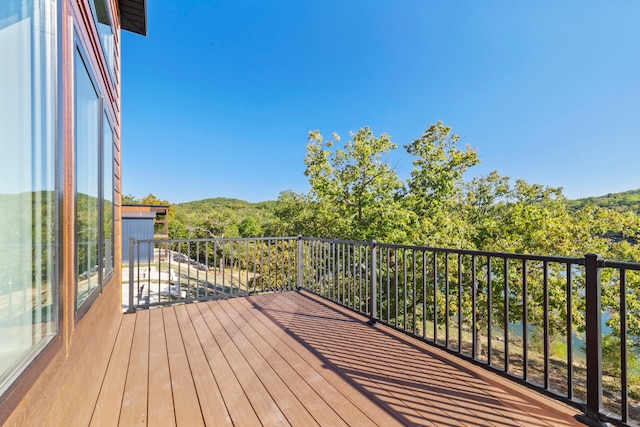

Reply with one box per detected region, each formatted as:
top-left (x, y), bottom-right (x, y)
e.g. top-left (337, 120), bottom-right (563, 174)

top-left (0, 0), bottom-right (140, 422)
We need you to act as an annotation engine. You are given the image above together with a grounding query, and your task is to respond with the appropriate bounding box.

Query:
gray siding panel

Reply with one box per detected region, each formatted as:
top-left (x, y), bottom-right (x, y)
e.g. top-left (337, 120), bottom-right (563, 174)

top-left (122, 217), bottom-right (154, 263)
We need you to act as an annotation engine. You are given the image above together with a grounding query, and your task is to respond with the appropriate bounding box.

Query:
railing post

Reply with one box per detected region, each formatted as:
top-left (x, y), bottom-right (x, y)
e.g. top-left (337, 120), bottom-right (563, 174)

top-left (584, 253), bottom-right (602, 422)
top-left (297, 235), bottom-right (303, 290)
top-left (127, 237), bottom-right (136, 313)
top-left (368, 240), bottom-right (377, 325)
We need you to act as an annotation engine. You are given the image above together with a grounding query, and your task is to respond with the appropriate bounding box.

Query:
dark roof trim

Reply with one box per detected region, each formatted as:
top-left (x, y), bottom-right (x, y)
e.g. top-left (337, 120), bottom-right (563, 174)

top-left (123, 204), bottom-right (171, 208)
top-left (122, 212), bottom-right (156, 219)
top-left (119, 0), bottom-right (147, 35)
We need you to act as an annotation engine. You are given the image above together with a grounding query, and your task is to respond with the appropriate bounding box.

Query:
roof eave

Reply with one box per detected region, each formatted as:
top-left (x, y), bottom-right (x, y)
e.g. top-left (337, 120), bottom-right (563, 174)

top-left (119, 0), bottom-right (147, 36)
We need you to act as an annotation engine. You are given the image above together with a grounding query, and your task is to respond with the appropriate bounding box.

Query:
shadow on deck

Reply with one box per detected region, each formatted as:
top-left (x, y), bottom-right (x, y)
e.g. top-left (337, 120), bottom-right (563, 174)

top-left (91, 290), bottom-right (583, 426)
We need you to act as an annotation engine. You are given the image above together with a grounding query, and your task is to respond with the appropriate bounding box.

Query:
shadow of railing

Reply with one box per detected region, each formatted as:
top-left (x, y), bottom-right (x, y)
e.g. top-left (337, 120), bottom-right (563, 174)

top-left (247, 291), bottom-right (580, 427)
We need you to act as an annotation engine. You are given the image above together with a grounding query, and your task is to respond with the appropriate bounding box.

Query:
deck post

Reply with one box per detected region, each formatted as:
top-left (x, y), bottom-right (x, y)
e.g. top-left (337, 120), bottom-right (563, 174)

top-left (297, 235), bottom-right (303, 290)
top-left (368, 240), bottom-right (377, 325)
top-left (584, 253), bottom-right (603, 423)
top-left (127, 238), bottom-right (136, 313)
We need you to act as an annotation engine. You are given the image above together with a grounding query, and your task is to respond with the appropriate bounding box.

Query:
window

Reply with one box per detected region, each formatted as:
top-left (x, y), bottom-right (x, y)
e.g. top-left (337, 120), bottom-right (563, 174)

top-left (75, 49), bottom-right (100, 308)
top-left (90, 0), bottom-right (115, 82)
top-left (102, 114), bottom-right (114, 284)
top-left (75, 48), bottom-right (116, 312)
top-left (0, 0), bottom-right (58, 395)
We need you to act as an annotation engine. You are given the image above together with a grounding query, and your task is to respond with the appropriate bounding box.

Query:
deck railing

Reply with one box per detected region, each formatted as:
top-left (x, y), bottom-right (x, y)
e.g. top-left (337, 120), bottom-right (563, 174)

top-left (125, 237), bottom-right (298, 310)
top-left (127, 236), bottom-right (640, 427)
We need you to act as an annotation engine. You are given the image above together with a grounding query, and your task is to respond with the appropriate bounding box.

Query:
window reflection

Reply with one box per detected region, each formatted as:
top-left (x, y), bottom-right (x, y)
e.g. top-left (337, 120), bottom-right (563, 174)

top-left (75, 50), bottom-right (100, 307)
top-left (0, 0), bottom-right (57, 396)
top-left (91, 0), bottom-right (115, 82)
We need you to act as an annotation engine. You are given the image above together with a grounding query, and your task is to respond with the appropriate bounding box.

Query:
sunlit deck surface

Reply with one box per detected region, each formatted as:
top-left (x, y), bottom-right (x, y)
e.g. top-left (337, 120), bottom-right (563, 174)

top-left (91, 290), bottom-right (582, 426)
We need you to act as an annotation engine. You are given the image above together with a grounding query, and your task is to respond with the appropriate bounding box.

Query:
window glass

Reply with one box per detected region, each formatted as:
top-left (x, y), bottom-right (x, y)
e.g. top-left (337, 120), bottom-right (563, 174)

top-left (0, 0), bottom-right (58, 395)
top-left (75, 50), bottom-right (100, 307)
top-left (91, 0), bottom-right (115, 82)
top-left (102, 114), bottom-right (114, 283)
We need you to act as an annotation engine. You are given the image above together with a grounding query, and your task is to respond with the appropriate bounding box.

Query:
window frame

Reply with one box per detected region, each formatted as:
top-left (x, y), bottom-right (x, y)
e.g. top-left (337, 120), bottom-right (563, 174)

top-left (74, 43), bottom-right (102, 317)
top-left (73, 37), bottom-right (116, 322)
top-left (101, 110), bottom-right (115, 287)
top-left (72, 32), bottom-right (118, 319)
top-left (88, 0), bottom-right (116, 85)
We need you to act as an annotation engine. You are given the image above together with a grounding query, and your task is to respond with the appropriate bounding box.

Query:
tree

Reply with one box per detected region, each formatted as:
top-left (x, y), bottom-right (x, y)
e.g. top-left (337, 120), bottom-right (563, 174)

top-left (403, 121), bottom-right (480, 248)
top-left (405, 121), bottom-right (479, 216)
top-left (239, 216), bottom-right (263, 238)
top-left (268, 190), bottom-right (313, 236)
top-left (121, 193), bottom-right (139, 204)
top-left (301, 127), bottom-right (412, 242)
top-left (463, 170), bottom-right (511, 250)
top-left (140, 193), bottom-right (169, 205)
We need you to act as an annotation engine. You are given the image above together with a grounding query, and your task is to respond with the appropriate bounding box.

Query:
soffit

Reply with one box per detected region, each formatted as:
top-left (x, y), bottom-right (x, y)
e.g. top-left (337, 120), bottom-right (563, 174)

top-left (119, 0), bottom-right (147, 35)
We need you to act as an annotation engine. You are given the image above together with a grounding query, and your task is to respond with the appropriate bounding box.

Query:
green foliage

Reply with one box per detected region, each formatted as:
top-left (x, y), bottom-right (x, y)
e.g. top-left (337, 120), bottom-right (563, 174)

top-left (268, 121), bottom-right (640, 376)
top-left (266, 190), bottom-right (311, 237)
top-left (239, 216), bottom-right (263, 238)
top-left (140, 193), bottom-right (170, 205)
top-left (272, 121), bottom-right (639, 259)
top-left (551, 340), bottom-right (569, 360)
top-left (601, 334), bottom-right (640, 377)
top-left (299, 127), bottom-right (412, 242)
top-left (402, 122), bottom-right (480, 248)
top-left (567, 188), bottom-right (640, 214)
top-left (405, 121), bottom-right (479, 216)
top-left (169, 197), bottom-right (276, 239)
top-left (121, 193), bottom-right (138, 204)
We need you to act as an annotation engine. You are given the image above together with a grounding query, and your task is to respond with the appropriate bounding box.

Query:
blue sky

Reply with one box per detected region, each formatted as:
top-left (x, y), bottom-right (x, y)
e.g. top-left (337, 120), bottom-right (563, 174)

top-left (121, 0), bottom-right (640, 204)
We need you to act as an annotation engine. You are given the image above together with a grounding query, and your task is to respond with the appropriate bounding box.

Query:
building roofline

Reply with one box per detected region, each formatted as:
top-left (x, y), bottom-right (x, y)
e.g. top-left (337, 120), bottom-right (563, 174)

top-left (122, 204), bottom-right (171, 208)
top-left (120, 0), bottom-right (147, 36)
top-left (122, 212), bottom-right (156, 219)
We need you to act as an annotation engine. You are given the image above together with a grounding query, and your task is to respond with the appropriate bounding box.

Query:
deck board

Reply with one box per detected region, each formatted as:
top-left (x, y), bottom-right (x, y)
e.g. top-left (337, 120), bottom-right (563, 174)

top-left (163, 307), bottom-right (206, 427)
top-left (212, 299), bottom-right (320, 426)
top-left (245, 291), bottom-right (581, 427)
top-left (90, 313), bottom-right (136, 427)
top-left (148, 310), bottom-right (175, 427)
top-left (225, 296), bottom-right (403, 427)
top-left (147, 307), bottom-right (175, 427)
top-left (198, 301), bottom-right (292, 426)
top-left (187, 303), bottom-right (261, 426)
top-left (119, 309), bottom-right (150, 426)
top-left (93, 290), bottom-right (583, 426)
top-left (261, 291), bottom-right (446, 425)
top-left (174, 305), bottom-right (231, 426)
top-left (217, 299), bottom-right (348, 426)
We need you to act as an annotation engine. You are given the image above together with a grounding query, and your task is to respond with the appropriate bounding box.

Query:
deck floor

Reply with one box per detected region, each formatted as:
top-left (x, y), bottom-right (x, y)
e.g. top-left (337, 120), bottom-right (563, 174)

top-left (90, 290), bottom-right (582, 426)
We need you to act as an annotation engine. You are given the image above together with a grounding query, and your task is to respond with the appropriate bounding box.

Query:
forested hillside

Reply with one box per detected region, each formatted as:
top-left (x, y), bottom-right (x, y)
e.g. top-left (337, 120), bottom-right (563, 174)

top-left (170, 198), bottom-right (277, 238)
top-left (567, 189), bottom-right (640, 214)
top-left (123, 193), bottom-right (278, 238)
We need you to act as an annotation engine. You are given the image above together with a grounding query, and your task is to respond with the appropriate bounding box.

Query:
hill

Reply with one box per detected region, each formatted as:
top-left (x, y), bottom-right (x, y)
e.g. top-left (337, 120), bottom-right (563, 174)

top-left (175, 197), bottom-right (274, 212)
top-left (567, 189), bottom-right (640, 214)
top-left (170, 197), bottom-right (277, 238)
top-left (166, 189), bottom-right (640, 239)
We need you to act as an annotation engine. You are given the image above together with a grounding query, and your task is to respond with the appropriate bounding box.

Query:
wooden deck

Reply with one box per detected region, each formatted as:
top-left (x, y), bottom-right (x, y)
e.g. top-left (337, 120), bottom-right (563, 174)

top-left (89, 290), bottom-right (583, 426)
